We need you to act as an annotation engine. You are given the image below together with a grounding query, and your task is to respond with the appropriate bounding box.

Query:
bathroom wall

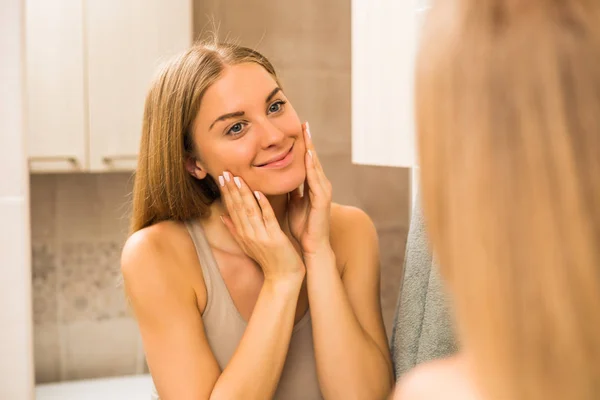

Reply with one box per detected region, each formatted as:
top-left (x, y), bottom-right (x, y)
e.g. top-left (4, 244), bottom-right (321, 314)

top-left (31, 0), bottom-right (410, 384)
top-left (31, 173), bottom-right (140, 383)
top-left (1, 0), bottom-right (35, 397)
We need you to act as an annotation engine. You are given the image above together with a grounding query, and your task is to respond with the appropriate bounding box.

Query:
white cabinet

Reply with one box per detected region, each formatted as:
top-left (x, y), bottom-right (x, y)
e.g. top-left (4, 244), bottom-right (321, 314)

top-left (26, 0), bottom-right (87, 172)
top-left (86, 0), bottom-right (192, 171)
top-left (25, 0), bottom-right (192, 173)
top-left (351, 0), bottom-right (429, 168)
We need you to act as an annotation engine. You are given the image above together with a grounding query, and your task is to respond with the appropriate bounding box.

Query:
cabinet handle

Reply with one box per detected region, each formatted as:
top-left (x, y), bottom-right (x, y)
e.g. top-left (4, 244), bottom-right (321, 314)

top-left (29, 155), bottom-right (79, 165)
top-left (102, 155), bottom-right (138, 163)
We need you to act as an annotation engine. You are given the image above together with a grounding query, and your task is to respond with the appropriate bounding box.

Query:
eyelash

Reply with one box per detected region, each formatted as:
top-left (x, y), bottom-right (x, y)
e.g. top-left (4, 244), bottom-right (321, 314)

top-left (225, 100), bottom-right (287, 137)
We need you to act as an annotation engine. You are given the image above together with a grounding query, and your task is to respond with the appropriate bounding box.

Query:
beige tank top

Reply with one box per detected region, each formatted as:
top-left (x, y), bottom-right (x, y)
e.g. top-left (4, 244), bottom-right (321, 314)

top-left (150, 219), bottom-right (322, 399)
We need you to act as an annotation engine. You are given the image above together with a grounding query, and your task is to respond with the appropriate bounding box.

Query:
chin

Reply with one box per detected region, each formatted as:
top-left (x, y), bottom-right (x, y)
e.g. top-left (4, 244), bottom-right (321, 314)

top-left (260, 165), bottom-right (306, 196)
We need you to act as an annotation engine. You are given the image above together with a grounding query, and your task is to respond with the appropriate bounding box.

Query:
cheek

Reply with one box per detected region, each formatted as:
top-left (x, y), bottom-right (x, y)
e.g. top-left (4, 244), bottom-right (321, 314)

top-left (274, 107), bottom-right (302, 136)
top-left (202, 141), bottom-right (256, 177)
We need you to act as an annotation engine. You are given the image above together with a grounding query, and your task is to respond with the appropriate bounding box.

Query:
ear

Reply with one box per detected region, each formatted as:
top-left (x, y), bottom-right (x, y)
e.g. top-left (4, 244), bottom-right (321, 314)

top-left (185, 157), bottom-right (208, 180)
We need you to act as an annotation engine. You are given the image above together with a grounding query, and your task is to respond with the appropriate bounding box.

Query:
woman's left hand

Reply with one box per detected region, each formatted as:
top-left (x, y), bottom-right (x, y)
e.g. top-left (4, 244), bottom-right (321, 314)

top-left (288, 122), bottom-right (333, 258)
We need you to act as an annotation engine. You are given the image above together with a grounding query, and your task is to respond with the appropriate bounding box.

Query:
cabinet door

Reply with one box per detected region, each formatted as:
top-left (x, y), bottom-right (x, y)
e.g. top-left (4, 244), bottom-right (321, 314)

top-left (26, 0), bottom-right (87, 173)
top-left (351, 0), bottom-right (427, 168)
top-left (86, 0), bottom-right (192, 172)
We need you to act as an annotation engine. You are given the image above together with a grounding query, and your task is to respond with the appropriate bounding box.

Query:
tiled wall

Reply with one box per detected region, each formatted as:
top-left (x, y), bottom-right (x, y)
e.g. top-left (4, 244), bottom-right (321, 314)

top-left (31, 0), bottom-right (410, 384)
top-left (31, 173), bottom-right (142, 383)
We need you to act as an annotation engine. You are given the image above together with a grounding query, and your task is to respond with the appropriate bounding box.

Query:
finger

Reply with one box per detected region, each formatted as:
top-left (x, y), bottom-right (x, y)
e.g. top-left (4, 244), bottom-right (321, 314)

top-left (304, 122), bottom-right (331, 194)
top-left (304, 122), bottom-right (324, 173)
top-left (219, 174), bottom-right (244, 231)
top-left (253, 190), bottom-right (279, 232)
top-left (223, 171), bottom-right (255, 237)
top-left (233, 175), bottom-right (268, 238)
top-left (304, 148), bottom-right (324, 200)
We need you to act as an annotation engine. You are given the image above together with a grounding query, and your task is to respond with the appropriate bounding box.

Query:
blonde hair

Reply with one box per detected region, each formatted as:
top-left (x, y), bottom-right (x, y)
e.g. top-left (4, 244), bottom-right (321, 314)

top-left (416, 1), bottom-right (600, 400)
top-left (130, 40), bottom-right (280, 233)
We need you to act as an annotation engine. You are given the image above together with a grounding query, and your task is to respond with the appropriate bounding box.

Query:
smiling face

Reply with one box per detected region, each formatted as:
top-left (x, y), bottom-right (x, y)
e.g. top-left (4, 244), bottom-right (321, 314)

top-left (188, 62), bottom-right (306, 195)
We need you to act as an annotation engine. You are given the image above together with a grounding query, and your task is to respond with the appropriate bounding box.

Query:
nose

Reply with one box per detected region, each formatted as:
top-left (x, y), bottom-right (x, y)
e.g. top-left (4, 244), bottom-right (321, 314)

top-left (257, 119), bottom-right (286, 149)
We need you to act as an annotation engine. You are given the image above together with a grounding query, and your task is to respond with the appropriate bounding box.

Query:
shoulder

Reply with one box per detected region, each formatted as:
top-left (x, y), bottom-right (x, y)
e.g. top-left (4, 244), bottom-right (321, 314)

top-left (330, 203), bottom-right (379, 274)
top-left (393, 357), bottom-right (479, 400)
top-left (330, 203), bottom-right (378, 240)
top-left (121, 220), bottom-right (190, 276)
top-left (121, 220), bottom-right (205, 308)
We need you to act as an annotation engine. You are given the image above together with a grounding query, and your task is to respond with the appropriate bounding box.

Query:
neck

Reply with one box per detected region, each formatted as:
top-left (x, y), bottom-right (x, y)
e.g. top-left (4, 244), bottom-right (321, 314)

top-left (204, 193), bottom-right (291, 255)
top-left (264, 193), bottom-right (290, 228)
top-left (212, 193), bottom-right (289, 227)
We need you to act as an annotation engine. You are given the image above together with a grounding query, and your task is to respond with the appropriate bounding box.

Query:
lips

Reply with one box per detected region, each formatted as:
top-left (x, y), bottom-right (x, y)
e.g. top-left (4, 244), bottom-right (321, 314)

top-left (255, 144), bottom-right (294, 167)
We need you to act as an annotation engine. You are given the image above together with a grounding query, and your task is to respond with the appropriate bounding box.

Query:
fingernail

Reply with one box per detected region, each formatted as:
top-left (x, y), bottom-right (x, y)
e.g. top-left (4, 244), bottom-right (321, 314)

top-left (308, 150), bottom-right (313, 158)
top-left (223, 171), bottom-right (231, 182)
top-left (234, 176), bottom-right (241, 188)
top-left (218, 175), bottom-right (225, 186)
top-left (254, 191), bottom-right (260, 200)
top-left (219, 215), bottom-right (225, 224)
top-left (306, 122), bottom-right (311, 138)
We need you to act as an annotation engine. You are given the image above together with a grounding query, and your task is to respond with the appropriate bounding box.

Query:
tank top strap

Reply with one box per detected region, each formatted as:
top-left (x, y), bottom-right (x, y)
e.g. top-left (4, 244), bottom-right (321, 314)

top-left (184, 219), bottom-right (230, 317)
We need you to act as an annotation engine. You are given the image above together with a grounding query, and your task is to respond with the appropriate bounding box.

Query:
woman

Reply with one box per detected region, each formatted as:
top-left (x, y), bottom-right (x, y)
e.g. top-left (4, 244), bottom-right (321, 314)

top-left (121, 40), bottom-right (393, 400)
top-left (395, 0), bottom-right (600, 399)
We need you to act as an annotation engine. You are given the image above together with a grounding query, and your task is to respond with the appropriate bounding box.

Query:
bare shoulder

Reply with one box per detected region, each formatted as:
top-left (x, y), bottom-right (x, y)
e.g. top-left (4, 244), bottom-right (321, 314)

top-left (329, 203), bottom-right (379, 275)
top-left (122, 220), bottom-right (191, 278)
top-left (121, 220), bottom-right (206, 310)
top-left (393, 357), bottom-right (480, 400)
top-left (330, 203), bottom-right (378, 244)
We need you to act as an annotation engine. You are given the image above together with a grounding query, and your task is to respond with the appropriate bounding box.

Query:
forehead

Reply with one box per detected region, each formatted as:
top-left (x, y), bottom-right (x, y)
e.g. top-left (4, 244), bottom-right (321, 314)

top-left (198, 63), bottom-right (278, 118)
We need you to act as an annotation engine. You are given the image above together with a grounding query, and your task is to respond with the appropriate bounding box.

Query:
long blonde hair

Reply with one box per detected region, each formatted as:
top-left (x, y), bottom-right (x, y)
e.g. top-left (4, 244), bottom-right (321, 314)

top-left (416, 1), bottom-right (600, 399)
top-left (130, 40), bottom-right (280, 233)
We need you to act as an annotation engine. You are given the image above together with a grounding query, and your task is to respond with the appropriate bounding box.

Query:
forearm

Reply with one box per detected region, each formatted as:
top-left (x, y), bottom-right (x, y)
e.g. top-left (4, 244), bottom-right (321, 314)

top-left (306, 250), bottom-right (393, 399)
top-left (210, 276), bottom-right (303, 400)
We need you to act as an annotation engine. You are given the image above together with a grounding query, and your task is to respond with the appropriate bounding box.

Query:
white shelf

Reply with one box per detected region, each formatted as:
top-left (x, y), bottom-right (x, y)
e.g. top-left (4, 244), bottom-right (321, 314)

top-left (36, 374), bottom-right (154, 400)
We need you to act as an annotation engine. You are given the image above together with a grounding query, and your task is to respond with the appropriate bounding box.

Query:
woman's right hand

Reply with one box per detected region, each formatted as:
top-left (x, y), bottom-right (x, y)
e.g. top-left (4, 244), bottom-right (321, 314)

top-left (218, 171), bottom-right (305, 283)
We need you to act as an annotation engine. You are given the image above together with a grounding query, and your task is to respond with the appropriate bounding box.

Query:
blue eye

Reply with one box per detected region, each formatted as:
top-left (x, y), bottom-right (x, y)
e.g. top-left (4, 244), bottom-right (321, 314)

top-left (227, 122), bottom-right (245, 136)
top-left (268, 100), bottom-right (286, 114)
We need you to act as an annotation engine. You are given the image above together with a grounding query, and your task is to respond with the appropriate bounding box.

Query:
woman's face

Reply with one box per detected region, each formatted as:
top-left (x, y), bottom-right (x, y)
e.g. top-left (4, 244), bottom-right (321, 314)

top-left (190, 62), bottom-right (306, 195)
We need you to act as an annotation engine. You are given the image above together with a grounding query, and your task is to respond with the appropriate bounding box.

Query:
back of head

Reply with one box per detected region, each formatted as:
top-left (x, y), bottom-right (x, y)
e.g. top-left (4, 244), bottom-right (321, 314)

top-left (130, 38), bottom-right (279, 233)
top-left (416, 1), bottom-right (600, 399)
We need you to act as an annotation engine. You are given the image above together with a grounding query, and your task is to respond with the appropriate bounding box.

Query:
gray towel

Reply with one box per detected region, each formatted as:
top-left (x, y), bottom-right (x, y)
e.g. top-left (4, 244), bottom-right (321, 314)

top-left (390, 192), bottom-right (458, 379)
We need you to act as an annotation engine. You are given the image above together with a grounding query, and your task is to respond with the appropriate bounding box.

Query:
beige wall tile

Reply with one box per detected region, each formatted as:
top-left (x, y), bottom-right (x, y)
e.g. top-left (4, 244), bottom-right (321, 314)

top-left (55, 174), bottom-right (101, 243)
top-left (61, 318), bottom-right (140, 380)
top-left (193, 1), bottom-right (350, 71)
top-left (52, 174), bottom-right (133, 243)
top-left (58, 241), bottom-right (128, 324)
top-left (219, 0), bottom-right (349, 36)
top-left (353, 166), bottom-right (410, 229)
top-left (378, 226), bottom-right (408, 339)
top-left (96, 173), bottom-right (134, 241)
top-left (260, 31), bottom-right (350, 72)
top-left (34, 323), bottom-right (61, 383)
top-left (279, 69), bottom-right (351, 156)
top-left (30, 175), bottom-right (57, 242)
top-left (219, 0), bottom-right (304, 36)
top-left (319, 153), bottom-right (360, 207)
top-left (32, 243), bottom-right (58, 325)
top-left (192, 0), bottom-right (221, 38)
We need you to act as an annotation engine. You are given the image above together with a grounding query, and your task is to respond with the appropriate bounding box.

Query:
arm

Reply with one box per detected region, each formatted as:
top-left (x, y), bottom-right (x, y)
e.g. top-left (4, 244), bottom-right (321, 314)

top-left (306, 207), bottom-right (394, 399)
top-left (288, 123), bottom-right (393, 398)
top-left (122, 223), bottom-right (303, 400)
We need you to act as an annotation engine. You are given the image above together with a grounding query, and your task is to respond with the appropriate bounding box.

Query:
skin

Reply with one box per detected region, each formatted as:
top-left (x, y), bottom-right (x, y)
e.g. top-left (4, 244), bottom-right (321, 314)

top-left (121, 63), bottom-right (393, 399)
top-left (391, 355), bottom-right (482, 400)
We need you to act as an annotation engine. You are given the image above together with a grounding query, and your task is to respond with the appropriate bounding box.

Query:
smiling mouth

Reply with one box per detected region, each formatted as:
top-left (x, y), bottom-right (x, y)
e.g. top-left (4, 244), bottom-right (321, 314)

top-left (255, 144), bottom-right (294, 167)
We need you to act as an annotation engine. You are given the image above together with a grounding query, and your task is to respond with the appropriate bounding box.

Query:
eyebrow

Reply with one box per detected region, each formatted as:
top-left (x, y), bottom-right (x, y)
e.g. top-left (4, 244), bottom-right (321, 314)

top-left (209, 87), bottom-right (282, 130)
